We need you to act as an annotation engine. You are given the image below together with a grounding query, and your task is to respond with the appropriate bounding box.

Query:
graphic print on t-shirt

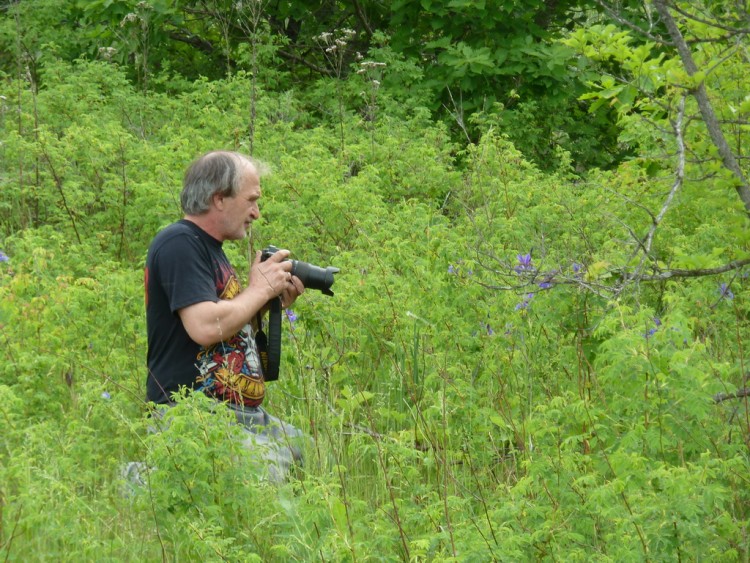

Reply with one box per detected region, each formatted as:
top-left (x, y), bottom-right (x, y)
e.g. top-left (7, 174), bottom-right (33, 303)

top-left (195, 264), bottom-right (266, 406)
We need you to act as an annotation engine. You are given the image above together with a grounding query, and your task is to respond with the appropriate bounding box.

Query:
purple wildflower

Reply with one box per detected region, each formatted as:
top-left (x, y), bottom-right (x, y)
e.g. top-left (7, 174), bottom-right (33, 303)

top-left (0, 251), bottom-right (8, 263)
top-left (572, 263), bottom-right (581, 274)
top-left (515, 292), bottom-right (535, 311)
top-left (285, 309), bottom-right (298, 322)
top-left (101, 391), bottom-right (111, 400)
top-left (538, 281), bottom-right (552, 290)
top-left (644, 317), bottom-right (661, 338)
top-left (448, 264), bottom-right (456, 274)
top-left (719, 283), bottom-right (734, 300)
top-left (514, 253), bottom-right (533, 273)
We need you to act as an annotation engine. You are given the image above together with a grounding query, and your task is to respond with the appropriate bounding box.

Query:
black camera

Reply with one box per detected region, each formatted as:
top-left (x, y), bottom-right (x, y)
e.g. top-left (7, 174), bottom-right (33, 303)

top-left (261, 245), bottom-right (339, 296)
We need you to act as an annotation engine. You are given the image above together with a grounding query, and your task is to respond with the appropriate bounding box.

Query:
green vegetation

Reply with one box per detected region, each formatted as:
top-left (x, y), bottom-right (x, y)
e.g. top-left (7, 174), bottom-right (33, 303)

top-left (1, 0), bottom-right (749, 560)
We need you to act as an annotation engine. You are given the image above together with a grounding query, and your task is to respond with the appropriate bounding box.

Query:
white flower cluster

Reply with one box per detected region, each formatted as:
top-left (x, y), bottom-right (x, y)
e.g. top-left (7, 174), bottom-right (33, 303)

top-left (98, 47), bottom-right (119, 61)
top-left (120, 13), bottom-right (140, 27)
top-left (317, 28), bottom-right (356, 52)
top-left (356, 60), bottom-right (386, 74)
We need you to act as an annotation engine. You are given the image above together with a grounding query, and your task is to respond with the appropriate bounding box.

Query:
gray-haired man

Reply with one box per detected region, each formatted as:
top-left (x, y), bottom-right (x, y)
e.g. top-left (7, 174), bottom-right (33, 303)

top-left (144, 150), bottom-right (306, 481)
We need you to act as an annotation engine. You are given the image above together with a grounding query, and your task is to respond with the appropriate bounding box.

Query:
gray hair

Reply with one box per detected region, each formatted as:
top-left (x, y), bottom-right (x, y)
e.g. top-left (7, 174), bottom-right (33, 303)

top-left (180, 151), bottom-right (269, 215)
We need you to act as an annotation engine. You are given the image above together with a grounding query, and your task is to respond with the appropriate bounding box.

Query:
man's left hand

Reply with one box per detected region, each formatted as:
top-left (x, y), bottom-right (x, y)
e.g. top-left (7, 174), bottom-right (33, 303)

top-left (280, 275), bottom-right (305, 309)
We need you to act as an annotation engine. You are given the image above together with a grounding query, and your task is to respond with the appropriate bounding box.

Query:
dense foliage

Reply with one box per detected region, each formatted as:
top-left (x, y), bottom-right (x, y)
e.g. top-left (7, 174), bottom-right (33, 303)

top-left (1, 0), bottom-right (749, 560)
top-left (0, 0), bottom-right (627, 169)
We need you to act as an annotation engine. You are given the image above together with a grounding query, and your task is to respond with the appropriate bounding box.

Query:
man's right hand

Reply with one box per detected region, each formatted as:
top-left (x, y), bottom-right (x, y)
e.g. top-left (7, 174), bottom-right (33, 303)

top-left (249, 249), bottom-right (295, 301)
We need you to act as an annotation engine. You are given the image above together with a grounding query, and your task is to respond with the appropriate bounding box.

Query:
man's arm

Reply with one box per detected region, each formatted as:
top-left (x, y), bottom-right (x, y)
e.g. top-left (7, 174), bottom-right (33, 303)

top-left (178, 250), bottom-right (303, 347)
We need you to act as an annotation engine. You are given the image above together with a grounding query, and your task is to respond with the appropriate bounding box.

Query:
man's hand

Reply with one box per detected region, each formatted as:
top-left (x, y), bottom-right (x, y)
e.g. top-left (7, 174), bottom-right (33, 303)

top-left (249, 249), bottom-right (305, 307)
top-left (281, 273), bottom-right (305, 308)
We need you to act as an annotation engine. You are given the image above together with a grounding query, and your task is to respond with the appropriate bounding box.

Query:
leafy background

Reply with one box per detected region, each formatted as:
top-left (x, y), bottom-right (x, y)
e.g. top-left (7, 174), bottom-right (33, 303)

top-left (0, 0), bottom-right (748, 560)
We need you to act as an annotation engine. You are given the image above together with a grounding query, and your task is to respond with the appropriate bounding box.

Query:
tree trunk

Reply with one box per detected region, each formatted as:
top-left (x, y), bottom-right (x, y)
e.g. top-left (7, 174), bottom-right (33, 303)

top-left (653, 0), bottom-right (750, 217)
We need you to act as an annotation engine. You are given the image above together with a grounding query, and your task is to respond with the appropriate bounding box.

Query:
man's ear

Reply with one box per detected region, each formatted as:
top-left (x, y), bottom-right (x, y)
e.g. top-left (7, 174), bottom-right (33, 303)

top-left (212, 192), bottom-right (225, 210)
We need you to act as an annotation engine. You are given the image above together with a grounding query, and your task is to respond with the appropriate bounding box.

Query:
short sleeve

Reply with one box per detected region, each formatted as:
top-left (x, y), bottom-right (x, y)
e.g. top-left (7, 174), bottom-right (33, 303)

top-left (152, 232), bottom-right (220, 313)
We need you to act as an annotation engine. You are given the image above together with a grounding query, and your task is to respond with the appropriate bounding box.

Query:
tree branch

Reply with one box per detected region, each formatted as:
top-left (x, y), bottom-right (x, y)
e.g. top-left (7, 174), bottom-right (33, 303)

top-left (638, 257), bottom-right (750, 281)
top-left (714, 388), bottom-right (750, 403)
top-left (168, 30), bottom-right (215, 54)
top-left (668, 1), bottom-right (750, 36)
top-left (639, 94), bottom-right (686, 259)
top-left (351, 0), bottom-right (374, 36)
top-left (653, 0), bottom-right (750, 216)
top-left (596, 0), bottom-right (670, 44)
top-left (275, 49), bottom-right (332, 76)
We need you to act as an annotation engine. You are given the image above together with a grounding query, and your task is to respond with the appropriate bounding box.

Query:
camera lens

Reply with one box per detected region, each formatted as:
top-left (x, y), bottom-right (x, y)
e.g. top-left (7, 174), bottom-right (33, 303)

top-left (292, 260), bottom-right (339, 296)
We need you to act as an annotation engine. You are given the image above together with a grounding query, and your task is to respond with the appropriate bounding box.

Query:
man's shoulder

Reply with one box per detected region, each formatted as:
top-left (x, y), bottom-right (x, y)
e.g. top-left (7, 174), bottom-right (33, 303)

top-left (150, 220), bottom-right (204, 250)
top-left (146, 222), bottom-right (196, 267)
top-left (153, 220), bottom-right (196, 239)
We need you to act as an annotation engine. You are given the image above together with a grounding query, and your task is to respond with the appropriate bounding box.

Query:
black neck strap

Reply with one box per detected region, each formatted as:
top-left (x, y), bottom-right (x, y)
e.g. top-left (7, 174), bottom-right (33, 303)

top-left (256, 297), bottom-right (281, 381)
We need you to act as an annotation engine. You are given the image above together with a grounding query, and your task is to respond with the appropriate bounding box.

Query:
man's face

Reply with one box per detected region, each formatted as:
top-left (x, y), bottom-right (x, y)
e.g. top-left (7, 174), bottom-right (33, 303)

top-left (219, 165), bottom-right (261, 241)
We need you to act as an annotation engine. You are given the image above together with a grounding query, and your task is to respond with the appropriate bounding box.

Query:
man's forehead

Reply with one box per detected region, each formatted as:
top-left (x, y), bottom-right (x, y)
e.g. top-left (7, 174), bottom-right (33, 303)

top-left (239, 159), bottom-right (258, 176)
top-left (239, 169), bottom-right (261, 196)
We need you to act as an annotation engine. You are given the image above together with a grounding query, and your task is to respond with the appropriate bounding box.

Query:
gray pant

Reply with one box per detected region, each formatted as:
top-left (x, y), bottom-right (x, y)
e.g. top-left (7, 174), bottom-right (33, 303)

top-left (226, 403), bottom-right (308, 483)
top-left (149, 401), bottom-right (308, 484)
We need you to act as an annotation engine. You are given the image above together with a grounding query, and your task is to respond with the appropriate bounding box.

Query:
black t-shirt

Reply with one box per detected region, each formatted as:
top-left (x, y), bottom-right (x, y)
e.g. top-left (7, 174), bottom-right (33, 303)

top-left (144, 220), bottom-right (265, 405)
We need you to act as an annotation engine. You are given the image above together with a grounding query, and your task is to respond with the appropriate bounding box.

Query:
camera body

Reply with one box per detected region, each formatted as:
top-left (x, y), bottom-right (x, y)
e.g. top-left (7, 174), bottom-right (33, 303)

top-left (261, 245), bottom-right (339, 296)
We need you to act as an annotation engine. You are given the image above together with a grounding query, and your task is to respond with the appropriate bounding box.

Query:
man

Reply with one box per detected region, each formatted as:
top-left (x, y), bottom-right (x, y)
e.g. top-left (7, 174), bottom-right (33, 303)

top-left (144, 150), bottom-right (306, 481)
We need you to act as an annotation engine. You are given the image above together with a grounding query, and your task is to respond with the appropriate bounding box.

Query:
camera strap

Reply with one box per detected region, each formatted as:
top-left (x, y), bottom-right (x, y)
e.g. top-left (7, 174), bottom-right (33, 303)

top-left (255, 297), bottom-right (281, 381)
